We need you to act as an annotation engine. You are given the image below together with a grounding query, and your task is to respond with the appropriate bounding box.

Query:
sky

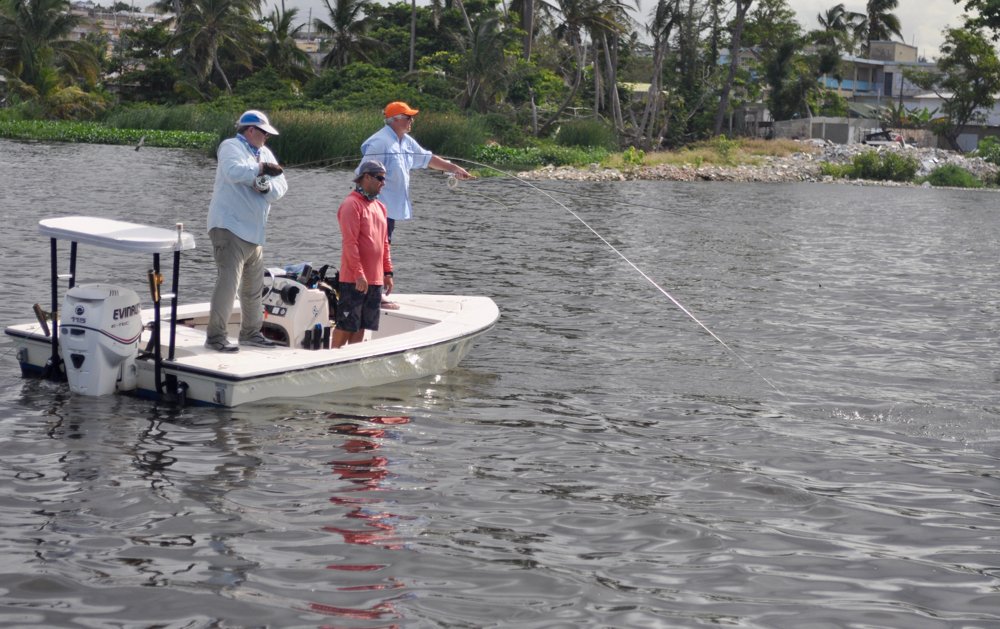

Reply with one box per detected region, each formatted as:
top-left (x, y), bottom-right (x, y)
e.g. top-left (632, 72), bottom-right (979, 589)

top-left (277, 0), bottom-right (968, 61)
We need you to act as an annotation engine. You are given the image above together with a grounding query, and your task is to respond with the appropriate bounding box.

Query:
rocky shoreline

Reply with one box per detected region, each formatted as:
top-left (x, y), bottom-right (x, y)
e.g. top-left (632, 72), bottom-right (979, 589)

top-left (518, 140), bottom-right (1000, 186)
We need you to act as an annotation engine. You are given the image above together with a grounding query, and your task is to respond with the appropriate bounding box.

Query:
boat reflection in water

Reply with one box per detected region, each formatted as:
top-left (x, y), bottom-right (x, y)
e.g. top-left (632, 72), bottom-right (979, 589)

top-left (309, 414), bottom-right (413, 627)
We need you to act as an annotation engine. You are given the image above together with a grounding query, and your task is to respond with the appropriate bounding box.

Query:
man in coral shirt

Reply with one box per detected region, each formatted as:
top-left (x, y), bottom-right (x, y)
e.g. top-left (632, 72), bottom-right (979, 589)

top-left (333, 160), bottom-right (394, 348)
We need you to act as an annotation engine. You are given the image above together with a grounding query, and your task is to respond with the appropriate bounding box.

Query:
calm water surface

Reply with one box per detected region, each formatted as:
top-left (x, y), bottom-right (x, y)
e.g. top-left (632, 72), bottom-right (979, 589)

top-left (0, 139), bottom-right (999, 628)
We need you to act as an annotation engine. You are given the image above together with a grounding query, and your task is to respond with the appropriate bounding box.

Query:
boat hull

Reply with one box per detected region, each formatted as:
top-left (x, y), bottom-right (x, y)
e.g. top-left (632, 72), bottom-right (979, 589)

top-left (6, 294), bottom-right (498, 407)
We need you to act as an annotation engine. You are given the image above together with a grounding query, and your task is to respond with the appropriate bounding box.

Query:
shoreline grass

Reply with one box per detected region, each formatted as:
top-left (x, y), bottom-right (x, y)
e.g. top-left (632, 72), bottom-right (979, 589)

top-left (0, 114), bottom-right (818, 172)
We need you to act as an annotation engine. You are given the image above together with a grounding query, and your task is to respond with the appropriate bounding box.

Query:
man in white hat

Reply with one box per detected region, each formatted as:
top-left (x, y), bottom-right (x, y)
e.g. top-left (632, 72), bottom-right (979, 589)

top-left (205, 109), bottom-right (287, 352)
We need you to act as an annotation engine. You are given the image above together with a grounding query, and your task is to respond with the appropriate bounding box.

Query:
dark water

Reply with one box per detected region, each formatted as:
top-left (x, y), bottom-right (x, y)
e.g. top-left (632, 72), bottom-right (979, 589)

top-left (1, 139), bottom-right (999, 628)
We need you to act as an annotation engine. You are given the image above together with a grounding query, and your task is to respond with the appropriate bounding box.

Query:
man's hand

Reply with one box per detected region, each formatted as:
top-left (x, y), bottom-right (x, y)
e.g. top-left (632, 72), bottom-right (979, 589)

top-left (261, 163), bottom-right (283, 177)
top-left (355, 277), bottom-right (369, 293)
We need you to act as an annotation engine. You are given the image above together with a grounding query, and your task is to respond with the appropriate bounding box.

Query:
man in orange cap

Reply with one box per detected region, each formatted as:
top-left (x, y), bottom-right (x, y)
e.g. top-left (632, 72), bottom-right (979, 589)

top-left (358, 101), bottom-right (472, 308)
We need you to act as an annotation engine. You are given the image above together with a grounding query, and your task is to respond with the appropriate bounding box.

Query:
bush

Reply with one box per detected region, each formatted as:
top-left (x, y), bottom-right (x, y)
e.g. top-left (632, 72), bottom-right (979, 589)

top-left (303, 63), bottom-right (453, 114)
top-left (233, 67), bottom-right (302, 110)
top-left (922, 164), bottom-right (983, 188)
top-left (819, 151), bottom-right (919, 182)
top-left (481, 112), bottom-right (525, 147)
top-left (104, 103), bottom-right (233, 134)
top-left (555, 118), bottom-right (617, 150)
top-left (975, 136), bottom-right (1000, 165)
top-left (848, 150), bottom-right (919, 182)
top-left (474, 144), bottom-right (544, 170)
top-left (712, 135), bottom-right (739, 165)
top-left (261, 109), bottom-right (381, 167)
top-left (819, 162), bottom-right (850, 178)
top-left (410, 112), bottom-right (488, 160)
top-left (537, 142), bottom-right (608, 165)
top-left (473, 142), bottom-right (609, 171)
top-left (622, 145), bottom-right (645, 168)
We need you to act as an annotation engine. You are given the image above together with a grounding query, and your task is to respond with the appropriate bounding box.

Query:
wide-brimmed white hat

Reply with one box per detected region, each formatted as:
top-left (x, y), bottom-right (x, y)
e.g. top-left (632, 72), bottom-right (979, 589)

top-left (236, 109), bottom-right (279, 135)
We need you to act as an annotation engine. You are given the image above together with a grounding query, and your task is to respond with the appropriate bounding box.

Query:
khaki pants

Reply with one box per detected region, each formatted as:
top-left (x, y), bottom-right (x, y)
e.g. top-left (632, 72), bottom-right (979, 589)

top-left (207, 228), bottom-right (264, 343)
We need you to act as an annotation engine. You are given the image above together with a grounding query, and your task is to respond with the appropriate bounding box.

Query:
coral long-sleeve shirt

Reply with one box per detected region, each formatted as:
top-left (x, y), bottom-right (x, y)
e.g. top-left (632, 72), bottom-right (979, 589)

top-left (337, 190), bottom-right (393, 285)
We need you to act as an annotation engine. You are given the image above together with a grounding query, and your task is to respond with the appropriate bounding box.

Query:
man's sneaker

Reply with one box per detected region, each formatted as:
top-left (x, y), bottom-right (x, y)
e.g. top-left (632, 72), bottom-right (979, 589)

top-left (240, 333), bottom-right (277, 348)
top-left (205, 338), bottom-right (239, 353)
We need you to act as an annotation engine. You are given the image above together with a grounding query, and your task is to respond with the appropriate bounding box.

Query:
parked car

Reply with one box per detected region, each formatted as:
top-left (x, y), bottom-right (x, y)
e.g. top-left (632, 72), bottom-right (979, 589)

top-left (862, 129), bottom-right (905, 146)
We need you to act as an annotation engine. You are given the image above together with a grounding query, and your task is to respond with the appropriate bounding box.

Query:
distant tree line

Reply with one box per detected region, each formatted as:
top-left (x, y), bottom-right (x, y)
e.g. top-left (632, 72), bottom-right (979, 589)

top-left (2, 0), bottom-right (1000, 149)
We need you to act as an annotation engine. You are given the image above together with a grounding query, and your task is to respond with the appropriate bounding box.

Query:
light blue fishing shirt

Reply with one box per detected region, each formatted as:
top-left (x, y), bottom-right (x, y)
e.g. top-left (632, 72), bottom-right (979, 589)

top-left (207, 135), bottom-right (288, 245)
top-left (358, 124), bottom-right (432, 221)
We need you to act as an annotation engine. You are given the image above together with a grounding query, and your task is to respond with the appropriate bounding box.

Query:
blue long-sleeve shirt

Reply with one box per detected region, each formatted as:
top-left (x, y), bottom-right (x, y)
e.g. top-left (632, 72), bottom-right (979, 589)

top-left (207, 135), bottom-right (288, 245)
top-left (358, 124), bottom-right (432, 221)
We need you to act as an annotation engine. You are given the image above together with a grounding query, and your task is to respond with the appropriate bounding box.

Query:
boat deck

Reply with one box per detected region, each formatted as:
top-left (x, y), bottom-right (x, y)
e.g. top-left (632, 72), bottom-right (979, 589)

top-left (8, 293), bottom-right (499, 381)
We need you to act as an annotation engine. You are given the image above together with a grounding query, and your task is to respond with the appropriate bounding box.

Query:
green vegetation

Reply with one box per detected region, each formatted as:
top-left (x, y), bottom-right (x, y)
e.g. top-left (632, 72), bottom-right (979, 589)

top-left (554, 119), bottom-right (617, 151)
top-left (0, 105), bottom-right (611, 169)
top-left (906, 27), bottom-right (1000, 151)
top-left (621, 146), bottom-right (645, 169)
top-left (975, 136), bottom-right (1000, 165)
top-left (0, 0), bottom-right (952, 155)
top-left (0, 119), bottom-right (215, 149)
top-left (473, 143), bottom-right (609, 171)
top-left (820, 150), bottom-right (919, 182)
top-left (921, 164), bottom-right (984, 188)
top-left (711, 135), bottom-right (740, 166)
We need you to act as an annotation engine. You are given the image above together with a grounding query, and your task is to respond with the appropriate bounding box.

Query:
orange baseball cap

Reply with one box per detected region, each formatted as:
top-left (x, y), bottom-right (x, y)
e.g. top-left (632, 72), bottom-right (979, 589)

top-left (384, 101), bottom-right (419, 118)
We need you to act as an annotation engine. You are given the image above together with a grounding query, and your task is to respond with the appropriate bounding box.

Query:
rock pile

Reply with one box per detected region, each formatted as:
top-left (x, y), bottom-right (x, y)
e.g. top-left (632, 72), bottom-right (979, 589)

top-left (517, 140), bottom-right (1000, 185)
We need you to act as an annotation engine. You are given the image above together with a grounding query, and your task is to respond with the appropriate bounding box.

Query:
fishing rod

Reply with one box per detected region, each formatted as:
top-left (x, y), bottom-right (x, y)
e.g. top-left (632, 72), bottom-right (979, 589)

top-left (442, 156), bottom-right (785, 397)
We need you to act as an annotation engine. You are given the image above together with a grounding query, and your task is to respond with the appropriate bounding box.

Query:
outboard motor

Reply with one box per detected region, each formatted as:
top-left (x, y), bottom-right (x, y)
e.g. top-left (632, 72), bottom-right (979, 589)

top-left (60, 284), bottom-right (142, 396)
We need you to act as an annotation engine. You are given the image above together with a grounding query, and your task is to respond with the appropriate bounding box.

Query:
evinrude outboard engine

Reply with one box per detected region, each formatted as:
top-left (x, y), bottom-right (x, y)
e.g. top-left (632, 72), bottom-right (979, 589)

top-left (60, 284), bottom-right (142, 396)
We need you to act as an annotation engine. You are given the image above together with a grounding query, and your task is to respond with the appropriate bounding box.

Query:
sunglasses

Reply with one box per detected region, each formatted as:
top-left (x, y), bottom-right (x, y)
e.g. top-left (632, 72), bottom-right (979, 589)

top-left (367, 174), bottom-right (386, 182)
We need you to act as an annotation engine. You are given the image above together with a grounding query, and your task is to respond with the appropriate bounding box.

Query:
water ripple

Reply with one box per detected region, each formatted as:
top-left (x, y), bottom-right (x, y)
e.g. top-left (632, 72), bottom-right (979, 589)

top-left (2, 141), bottom-right (1000, 627)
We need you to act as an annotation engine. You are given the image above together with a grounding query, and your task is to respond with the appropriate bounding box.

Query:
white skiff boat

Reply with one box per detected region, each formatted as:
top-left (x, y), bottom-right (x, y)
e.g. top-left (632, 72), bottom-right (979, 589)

top-left (4, 216), bottom-right (499, 407)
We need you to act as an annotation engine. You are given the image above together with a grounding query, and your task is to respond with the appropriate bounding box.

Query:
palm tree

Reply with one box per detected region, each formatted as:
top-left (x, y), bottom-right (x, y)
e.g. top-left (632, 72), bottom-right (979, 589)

top-left (537, 0), bottom-right (626, 133)
top-left (816, 3), bottom-right (863, 53)
top-left (313, 0), bottom-right (382, 68)
top-left (262, 0), bottom-right (314, 83)
top-left (455, 15), bottom-right (509, 111)
top-left (508, 0), bottom-right (559, 59)
top-left (818, 3), bottom-right (849, 32)
top-left (171, 0), bottom-right (261, 95)
top-left (638, 0), bottom-right (681, 146)
top-left (589, 0), bottom-right (637, 128)
top-left (408, 0), bottom-right (416, 71)
top-left (860, 0), bottom-right (902, 47)
top-left (0, 0), bottom-right (101, 91)
top-left (713, 0), bottom-right (753, 135)
top-left (537, 0), bottom-right (599, 134)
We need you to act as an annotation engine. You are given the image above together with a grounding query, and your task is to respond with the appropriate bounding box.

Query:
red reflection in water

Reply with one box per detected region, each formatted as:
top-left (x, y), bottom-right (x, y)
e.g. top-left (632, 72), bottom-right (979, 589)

top-left (311, 598), bottom-right (399, 623)
top-left (308, 414), bottom-right (413, 626)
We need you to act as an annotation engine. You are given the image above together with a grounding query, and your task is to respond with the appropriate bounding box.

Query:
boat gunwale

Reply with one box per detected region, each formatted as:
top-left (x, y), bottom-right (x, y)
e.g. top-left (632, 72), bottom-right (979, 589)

top-left (5, 306), bottom-right (500, 385)
top-left (158, 318), bottom-right (497, 383)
